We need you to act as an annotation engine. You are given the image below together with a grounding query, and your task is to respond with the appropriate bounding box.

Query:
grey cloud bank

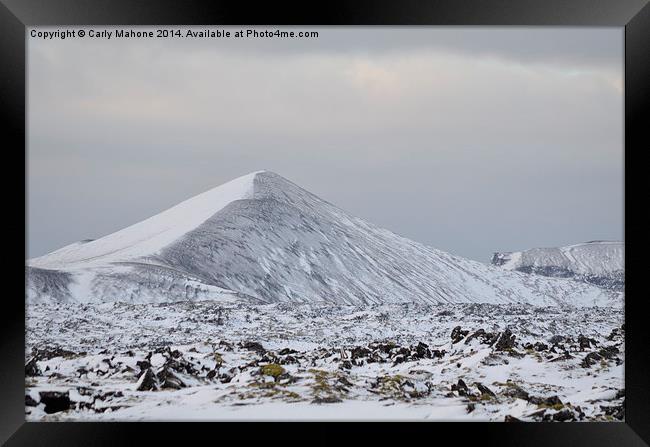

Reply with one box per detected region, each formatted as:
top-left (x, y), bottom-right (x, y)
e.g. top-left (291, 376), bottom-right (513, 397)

top-left (27, 27), bottom-right (623, 262)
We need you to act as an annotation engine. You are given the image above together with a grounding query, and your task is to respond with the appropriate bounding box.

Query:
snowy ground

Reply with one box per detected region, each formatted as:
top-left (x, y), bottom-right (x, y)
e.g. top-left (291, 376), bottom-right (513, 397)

top-left (25, 302), bottom-right (624, 421)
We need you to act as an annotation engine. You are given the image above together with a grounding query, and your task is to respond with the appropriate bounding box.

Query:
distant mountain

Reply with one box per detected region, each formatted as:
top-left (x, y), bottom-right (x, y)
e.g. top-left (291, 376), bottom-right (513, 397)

top-left (491, 241), bottom-right (623, 292)
top-left (27, 171), bottom-right (618, 306)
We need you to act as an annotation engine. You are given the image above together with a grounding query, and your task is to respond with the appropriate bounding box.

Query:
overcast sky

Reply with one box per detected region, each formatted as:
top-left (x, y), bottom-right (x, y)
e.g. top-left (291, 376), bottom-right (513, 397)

top-left (27, 27), bottom-right (623, 262)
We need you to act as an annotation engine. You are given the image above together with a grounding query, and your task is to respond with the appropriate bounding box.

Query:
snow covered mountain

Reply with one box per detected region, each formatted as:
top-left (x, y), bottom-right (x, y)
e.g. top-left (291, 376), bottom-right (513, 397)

top-left (27, 171), bottom-right (619, 306)
top-left (491, 241), bottom-right (624, 291)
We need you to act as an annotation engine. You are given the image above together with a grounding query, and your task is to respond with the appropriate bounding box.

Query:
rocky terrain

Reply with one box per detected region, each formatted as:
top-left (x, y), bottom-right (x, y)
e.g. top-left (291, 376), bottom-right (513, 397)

top-left (25, 302), bottom-right (624, 421)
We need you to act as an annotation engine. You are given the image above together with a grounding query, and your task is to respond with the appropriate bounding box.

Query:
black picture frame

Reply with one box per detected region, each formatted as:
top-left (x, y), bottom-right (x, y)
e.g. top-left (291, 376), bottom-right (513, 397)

top-left (2, 0), bottom-right (647, 445)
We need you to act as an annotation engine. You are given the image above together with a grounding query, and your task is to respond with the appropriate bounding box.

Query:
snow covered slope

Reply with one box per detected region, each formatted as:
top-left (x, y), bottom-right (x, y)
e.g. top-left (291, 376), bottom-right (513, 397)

top-left (27, 171), bottom-right (619, 306)
top-left (491, 241), bottom-right (624, 291)
top-left (29, 171), bottom-right (260, 270)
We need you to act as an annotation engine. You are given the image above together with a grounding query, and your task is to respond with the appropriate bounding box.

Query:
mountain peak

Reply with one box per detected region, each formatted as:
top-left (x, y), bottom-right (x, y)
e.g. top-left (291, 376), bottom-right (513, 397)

top-left (28, 171), bottom-right (619, 307)
top-left (29, 172), bottom-right (269, 269)
top-left (29, 170), bottom-right (313, 271)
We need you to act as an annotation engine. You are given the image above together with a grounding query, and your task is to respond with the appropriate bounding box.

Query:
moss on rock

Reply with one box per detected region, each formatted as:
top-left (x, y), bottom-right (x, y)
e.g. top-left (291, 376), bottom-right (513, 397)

top-left (260, 363), bottom-right (285, 379)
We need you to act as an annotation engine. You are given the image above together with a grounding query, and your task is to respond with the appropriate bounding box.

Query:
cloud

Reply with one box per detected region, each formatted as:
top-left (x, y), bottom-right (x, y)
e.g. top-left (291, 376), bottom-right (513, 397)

top-left (27, 27), bottom-right (623, 261)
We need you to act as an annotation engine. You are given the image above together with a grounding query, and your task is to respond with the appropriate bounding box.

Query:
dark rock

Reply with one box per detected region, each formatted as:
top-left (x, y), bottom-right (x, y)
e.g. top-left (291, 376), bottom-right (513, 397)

top-left (504, 415), bottom-right (521, 422)
top-left (260, 352), bottom-right (279, 364)
top-left (241, 341), bottom-right (265, 355)
top-left (25, 357), bottom-right (41, 377)
top-left (580, 352), bottom-right (602, 368)
top-left (465, 329), bottom-right (497, 345)
top-left (350, 346), bottom-right (371, 360)
top-left (338, 376), bottom-right (354, 388)
top-left (553, 409), bottom-right (576, 422)
top-left (533, 342), bottom-right (549, 352)
top-left (312, 396), bottom-right (343, 404)
top-left (136, 360), bottom-right (151, 371)
top-left (339, 360), bottom-right (353, 370)
top-left (607, 327), bottom-right (623, 341)
top-left (493, 328), bottom-right (516, 351)
top-left (95, 390), bottom-right (123, 401)
top-left (451, 379), bottom-right (469, 396)
top-left (475, 382), bottom-right (496, 398)
top-left (101, 358), bottom-right (113, 368)
top-left (219, 368), bottom-right (236, 383)
top-left (25, 394), bottom-right (39, 407)
top-left (466, 403), bottom-right (475, 413)
top-left (545, 396), bottom-right (563, 407)
top-left (464, 329), bottom-right (483, 344)
top-left (136, 368), bottom-right (158, 391)
top-left (431, 349), bottom-right (446, 358)
top-left (279, 355), bottom-right (299, 365)
top-left (391, 356), bottom-right (405, 366)
top-left (503, 383), bottom-right (529, 401)
top-left (161, 376), bottom-right (184, 390)
top-left (414, 342), bottom-right (431, 359)
top-left (598, 345), bottom-right (620, 359)
top-left (39, 391), bottom-right (71, 414)
top-left (157, 367), bottom-right (185, 390)
top-left (527, 409), bottom-right (548, 420)
top-left (368, 342), bottom-right (395, 354)
top-left (240, 360), bottom-right (259, 371)
top-left (395, 347), bottom-right (410, 357)
top-left (451, 326), bottom-right (469, 344)
top-left (601, 402), bottom-right (625, 420)
top-left (366, 352), bottom-right (384, 364)
top-left (163, 355), bottom-right (198, 376)
top-left (278, 348), bottom-right (298, 356)
top-left (578, 334), bottom-right (597, 351)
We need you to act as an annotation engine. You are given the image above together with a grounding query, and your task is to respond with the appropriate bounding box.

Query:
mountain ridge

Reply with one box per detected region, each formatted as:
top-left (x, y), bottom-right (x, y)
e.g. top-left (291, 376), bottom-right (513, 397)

top-left (27, 171), bottom-right (620, 306)
top-left (491, 241), bottom-right (624, 292)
